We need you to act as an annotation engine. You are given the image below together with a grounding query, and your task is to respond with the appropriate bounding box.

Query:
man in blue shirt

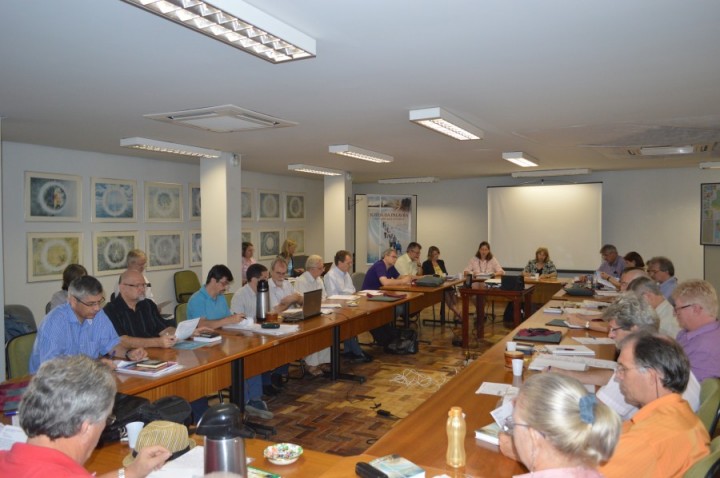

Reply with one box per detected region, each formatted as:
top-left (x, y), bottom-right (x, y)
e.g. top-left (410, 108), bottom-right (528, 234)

top-left (30, 275), bottom-right (147, 373)
top-left (597, 244), bottom-right (625, 280)
top-left (362, 248), bottom-right (413, 290)
top-left (187, 264), bottom-right (271, 420)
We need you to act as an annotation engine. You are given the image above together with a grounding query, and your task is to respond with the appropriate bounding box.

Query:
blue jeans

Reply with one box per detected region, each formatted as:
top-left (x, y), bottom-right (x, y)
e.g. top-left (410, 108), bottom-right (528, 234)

top-left (343, 337), bottom-right (363, 355)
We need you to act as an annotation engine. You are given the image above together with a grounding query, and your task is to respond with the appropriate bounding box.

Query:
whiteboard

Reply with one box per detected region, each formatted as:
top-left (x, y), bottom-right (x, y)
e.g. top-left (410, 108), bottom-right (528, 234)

top-left (488, 183), bottom-right (602, 271)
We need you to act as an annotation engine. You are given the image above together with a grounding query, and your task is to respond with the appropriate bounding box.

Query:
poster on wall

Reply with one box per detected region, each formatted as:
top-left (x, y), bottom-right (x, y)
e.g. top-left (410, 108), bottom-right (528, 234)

top-left (701, 183), bottom-right (720, 245)
top-left (27, 232), bottom-right (83, 282)
top-left (366, 195), bottom-right (414, 264)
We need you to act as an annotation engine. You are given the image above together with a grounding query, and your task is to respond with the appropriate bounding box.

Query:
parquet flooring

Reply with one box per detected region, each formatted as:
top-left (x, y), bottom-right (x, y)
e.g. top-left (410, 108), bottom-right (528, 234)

top-left (257, 306), bottom-right (513, 456)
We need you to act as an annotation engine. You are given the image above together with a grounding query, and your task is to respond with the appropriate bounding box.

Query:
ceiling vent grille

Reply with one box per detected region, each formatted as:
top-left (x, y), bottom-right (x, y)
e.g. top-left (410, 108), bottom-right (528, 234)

top-left (144, 104), bottom-right (297, 133)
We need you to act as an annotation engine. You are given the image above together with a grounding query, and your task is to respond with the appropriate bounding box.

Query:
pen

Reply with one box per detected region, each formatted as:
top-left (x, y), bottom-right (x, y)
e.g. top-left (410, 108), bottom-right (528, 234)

top-left (4, 410), bottom-right (18, 416)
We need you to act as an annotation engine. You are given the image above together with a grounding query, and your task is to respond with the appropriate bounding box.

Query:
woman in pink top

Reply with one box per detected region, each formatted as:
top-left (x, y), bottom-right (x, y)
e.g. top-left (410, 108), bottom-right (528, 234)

top-left (241, 241), bottom-right (256, 283)
top-left (499, 374), bottom-right (621, 478)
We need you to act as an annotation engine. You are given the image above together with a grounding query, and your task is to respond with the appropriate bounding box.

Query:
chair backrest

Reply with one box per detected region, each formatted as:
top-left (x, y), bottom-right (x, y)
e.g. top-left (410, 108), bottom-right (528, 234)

top-left (45, 301), bottom-right (52, 314)
top-left (698, 378), bottom-right (720, 436)
top-left (4, 304), bottom-right (37, 343)
top-left (174, 302), bottom-right (188, 324)
top-left (224, 293), bottom-right (234, 308)
top-left (174, 270), bottom-right (201, 303)
top-left (351, 271), bottom-right (366, 292)
top-left (683, 436), bottom-right (720, 478)
top-left (6, 332), bottom-right (37, 379)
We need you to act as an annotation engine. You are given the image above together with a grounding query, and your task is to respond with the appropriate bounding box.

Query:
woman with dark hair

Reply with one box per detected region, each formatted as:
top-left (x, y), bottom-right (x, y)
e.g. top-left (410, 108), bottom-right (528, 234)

top-left (422, 246), bottom-right (461, 319)
top-left (48, 263), bottom-right (87, 311)
top-left (623, 251), bottom-right (644, 269)
top-left (241, 241), bottom-right (256, 282)
top-left (465, 241), bottom-right (504, 277)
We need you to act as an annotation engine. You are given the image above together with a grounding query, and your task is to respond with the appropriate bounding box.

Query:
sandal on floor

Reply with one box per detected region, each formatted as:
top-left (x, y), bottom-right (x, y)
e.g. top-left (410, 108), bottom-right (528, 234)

top-left (318, 363), bottom-right (332, 373)
top-left (306, 365), bottom-right (324, 377)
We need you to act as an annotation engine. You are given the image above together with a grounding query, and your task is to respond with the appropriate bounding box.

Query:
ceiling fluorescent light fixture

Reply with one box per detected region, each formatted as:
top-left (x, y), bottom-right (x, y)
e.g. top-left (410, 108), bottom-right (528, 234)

top-left (511, 168), bottom-right (591, 178)
top-left (288, 164), bottom-right (343, 176)
top-left (328, 144), bottom-right (393, 164)
top-left (639, 145), bottom-right (694, 156)
top-left (502, 151), bottom-right (539, 167)
top-left (378, 177), bottom-right (439, 184)
top-left (409, 107), bottom-right (483, 141)
top-left (120, 0), bottom-right (316, 63)
top-left (120, 137), bottom-right (222, 158)
top-left (699, 162), bottom-right (720, 169)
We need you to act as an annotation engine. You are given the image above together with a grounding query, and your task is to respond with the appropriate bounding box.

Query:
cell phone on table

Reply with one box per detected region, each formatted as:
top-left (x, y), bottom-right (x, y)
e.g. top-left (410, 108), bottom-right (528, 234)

top-left (261, 323), bottom-right (280, 329)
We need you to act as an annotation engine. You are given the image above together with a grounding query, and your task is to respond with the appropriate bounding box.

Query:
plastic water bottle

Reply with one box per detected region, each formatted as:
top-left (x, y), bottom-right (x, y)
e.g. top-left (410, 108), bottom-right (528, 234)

top-left (446, 406), bottom-right (466, 468)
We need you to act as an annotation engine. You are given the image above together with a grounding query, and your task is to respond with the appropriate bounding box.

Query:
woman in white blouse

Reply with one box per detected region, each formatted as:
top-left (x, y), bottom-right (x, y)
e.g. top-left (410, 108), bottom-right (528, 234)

top-left (465, 241), bottom-right (505, 278)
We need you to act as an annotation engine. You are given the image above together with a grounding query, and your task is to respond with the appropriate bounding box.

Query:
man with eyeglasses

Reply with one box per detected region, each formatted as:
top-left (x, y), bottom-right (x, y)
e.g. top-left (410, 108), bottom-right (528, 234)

top-left (596, 244), bottom-right (625, 280)
top-left (362, 248), bottom-right (413, 291)
top-left (394, 242), bottom-right (423, 277)
top-left (113, 249), bottom-right (154, 302)
top-left (104, 269), bottom-right (177, 349)
top-left (550, 294), bottom-right (700, 421)
top-left (293, 255), bottom-right (331, 376)
top-left (626, 275), bottom-right (680, 338)
top-left (29, 275), bottom-right (147, 373)
top-left (672, 279), bottom-right (720, 382)
top-left (646, 256), bottom-right (678, 302)
top-left (599, 333), bottom-right (709, 478)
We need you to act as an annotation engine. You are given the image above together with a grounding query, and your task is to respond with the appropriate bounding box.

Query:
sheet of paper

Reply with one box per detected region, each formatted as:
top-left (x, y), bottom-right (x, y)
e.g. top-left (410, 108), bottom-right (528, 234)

top-left (0, 424), bottom-right (27, 451)
top-left (358, 290), bottom-right (383, 295)
top-left (475, 382), bottom-right (518, 396)
top-left (595, 290), bottom-right (619, 297)
top-left (327, 294), bottom-right (360, 300)
top-left (490, 400), bottom-right (514, 427)
top-left (529, 356), bottom-right (589, 372)
top-left (572, 336), bottom-right (616, 345)
top-left (175, 318), bottom-right (199, 340)
top-left (320, 302), bottom-right (342, 308)
top-left (532, 353), bottom-right (617, 370)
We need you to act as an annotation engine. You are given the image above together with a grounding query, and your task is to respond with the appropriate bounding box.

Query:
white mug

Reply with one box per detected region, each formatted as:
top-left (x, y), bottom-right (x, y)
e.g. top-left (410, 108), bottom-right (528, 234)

top-left (506, 341), bottom-right (517, 352)
top-left (512, 359), bottom-right (524, 377)
top-left (126, 421), bottom-right (144, 449)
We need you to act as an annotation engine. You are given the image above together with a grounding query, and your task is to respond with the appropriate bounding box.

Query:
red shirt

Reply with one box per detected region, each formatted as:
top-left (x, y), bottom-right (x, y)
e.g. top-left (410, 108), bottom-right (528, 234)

top-left (0, 442), bottom-right (93, 477)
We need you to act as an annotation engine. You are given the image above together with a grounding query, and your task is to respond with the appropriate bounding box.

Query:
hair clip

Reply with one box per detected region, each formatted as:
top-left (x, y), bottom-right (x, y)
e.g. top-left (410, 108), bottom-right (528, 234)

top-left (579, 394), bottom-right (596, 424)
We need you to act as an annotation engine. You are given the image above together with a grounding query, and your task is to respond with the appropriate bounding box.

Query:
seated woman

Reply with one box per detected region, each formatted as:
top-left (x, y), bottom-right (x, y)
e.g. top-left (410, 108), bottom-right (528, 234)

top-left (500, 373), bottom-right (621, 478)
top-left (522, 247), bottom-right (558, 279)
top-left (421, 246), bottom-right (461, 319)
top-left (48, 263), bottom-right (87, 311)
top-left (241, 241), bottom-right (256, 283)
top-left (465, 241), bottom-right (504, 289)
top-left (607, 251), bottom-right (644, 289)
top-left (279, 239), bottom-right (304, 277)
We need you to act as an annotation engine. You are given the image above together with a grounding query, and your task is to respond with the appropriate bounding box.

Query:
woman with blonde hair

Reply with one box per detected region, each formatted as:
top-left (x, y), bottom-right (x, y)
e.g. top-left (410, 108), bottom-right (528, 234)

top-left (279, 239), bottom-right (304, 277)
top-left (500, 373), bottom-right (621, 477)
top-left (523, 247), bottom-right (558, 279)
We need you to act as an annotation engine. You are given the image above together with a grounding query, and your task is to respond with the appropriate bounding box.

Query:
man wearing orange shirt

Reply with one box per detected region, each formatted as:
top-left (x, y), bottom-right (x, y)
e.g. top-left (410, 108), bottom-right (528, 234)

top-left (599, 333), bottom-right (709, 478)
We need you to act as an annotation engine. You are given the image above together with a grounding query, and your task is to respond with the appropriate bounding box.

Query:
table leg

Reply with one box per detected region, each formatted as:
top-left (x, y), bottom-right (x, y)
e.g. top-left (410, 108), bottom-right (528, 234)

top-left (462, 293), bottom-right (469, 348)
top-left (332, 326), bottom-right (365, 383)
top-left (231, 358), bottom-right (244, 408)
top-left (476, 296), bottom-right (486, 339)
top-left (523, 293), bottom-right (533, 321)
top-left (440, 291), bottom-right (447, 325)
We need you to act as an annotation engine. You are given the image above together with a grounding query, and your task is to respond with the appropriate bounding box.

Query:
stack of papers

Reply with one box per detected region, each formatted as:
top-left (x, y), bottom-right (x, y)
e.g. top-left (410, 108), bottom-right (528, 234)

top-left (545, 345), bottom-right (595, 356)
top-left (529, 355), bottom-right (589, 372)
top-left (115, 361), bottom-right (183, 377)
top-left (223, 322), bottom-right (299, 336)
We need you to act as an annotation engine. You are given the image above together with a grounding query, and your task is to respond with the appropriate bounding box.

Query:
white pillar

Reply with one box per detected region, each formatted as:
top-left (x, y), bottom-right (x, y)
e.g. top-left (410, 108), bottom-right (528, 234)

top-left (323, 173), bottom-right (353, 260)
top-left (200, 153), bottom-right (243, 282)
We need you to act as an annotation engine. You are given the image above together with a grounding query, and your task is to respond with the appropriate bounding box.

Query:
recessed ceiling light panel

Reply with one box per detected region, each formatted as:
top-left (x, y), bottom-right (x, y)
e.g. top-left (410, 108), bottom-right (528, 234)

top-left (329, 144), bottom-right (393, 163)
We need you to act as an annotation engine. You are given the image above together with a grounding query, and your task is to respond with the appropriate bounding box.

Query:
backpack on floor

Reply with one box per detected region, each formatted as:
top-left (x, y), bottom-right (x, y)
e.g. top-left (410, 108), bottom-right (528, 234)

top-left (384, 328), bottom-right (419, 355)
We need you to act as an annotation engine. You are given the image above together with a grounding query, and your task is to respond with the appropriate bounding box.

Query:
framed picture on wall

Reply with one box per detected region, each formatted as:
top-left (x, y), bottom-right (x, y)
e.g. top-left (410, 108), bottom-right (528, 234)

top-left (189, 183), bottom-right (201, 220)
top-left (24, 171), bottom-right (82, 221)
top-left (92, 231), bottom-right (138, 276)
top-left (146, 230), bottom-right (183, 271)
top-left (27, 232), bottom-right (83, 282)
top-left (701, 183), bottom-right (720, 245)
top-left (259, 229), bottom-right (281, 259)
top-left (257, 190), bottom-right (281, 221)
top-left (285, 229), bottom-right (305, 254)
top-left (241, 230), bottom-right (253, 246)
top-left (241, 189), bottom-right (254, 220)
top-left (190, 229), bottom-right (202, 266)
top-left (144, 182), bottom-right (183, 222)
top-left (285, 193), bottom-right (305, 221)
top-left (91, 178), bottom-right (137, 222)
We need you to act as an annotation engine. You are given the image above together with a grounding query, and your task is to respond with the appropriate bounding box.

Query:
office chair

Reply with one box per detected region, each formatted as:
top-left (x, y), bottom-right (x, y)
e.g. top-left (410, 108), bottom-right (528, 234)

top-left (224, 293), bottom-right (234, 308)
top-left (174, 303), bottom-right (188, 324)
top-left (683, 436), bottom-right (720, 478)
top-left (698, 378), bottom-right (720, 437)
top-left (45, 301), bottom-right (52, 314)
top-left (6, 332), bottom-right (37, 379)
top-left (174, 270), bottom-right (201, 304)
top-left (351, 272), bottom-right (366, 292)
top-left (4, 304), bottom-right (37, 334)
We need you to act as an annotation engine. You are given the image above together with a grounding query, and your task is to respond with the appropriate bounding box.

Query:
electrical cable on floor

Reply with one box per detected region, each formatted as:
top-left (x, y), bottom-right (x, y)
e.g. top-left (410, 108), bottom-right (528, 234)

top-left (389, 368), bottom-right (451, 391)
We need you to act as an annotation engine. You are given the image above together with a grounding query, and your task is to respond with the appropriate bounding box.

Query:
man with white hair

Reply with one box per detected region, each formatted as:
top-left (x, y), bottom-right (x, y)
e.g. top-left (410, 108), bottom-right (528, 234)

top-left (294, 254), bottom-right (331, 376)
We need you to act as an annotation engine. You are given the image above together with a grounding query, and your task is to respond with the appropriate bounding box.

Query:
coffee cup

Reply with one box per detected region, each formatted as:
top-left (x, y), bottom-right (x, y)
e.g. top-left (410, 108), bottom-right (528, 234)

top-left (506, 341), bottom-right (517, 352)
top-left (126, 421), bottom-right (144, 449)
top-left (512, 359), bottom-right (524, 376)
top-left (265, 312), bottom-right (279, 323)
top-left (504, 350), bottom-right (523, 368)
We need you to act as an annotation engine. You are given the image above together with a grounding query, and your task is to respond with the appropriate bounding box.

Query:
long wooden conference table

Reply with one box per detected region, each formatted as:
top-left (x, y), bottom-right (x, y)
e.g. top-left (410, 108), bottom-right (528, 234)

top-left (381, 277), bottom-right (464, 326)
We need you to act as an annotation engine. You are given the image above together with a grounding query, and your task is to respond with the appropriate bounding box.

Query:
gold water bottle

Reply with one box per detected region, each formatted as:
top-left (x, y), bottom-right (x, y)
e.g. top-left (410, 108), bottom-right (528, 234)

top-left (446, 406), bottom-right (466, 468)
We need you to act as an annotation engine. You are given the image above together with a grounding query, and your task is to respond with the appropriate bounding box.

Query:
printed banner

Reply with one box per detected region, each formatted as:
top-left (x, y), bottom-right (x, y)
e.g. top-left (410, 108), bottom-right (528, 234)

top-left (367, 195), bottom-right (413, 263)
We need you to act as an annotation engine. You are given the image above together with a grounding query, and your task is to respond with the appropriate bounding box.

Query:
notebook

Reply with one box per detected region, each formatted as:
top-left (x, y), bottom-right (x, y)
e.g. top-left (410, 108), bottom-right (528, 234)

top-left (282, 289), bottom-right (322, 322)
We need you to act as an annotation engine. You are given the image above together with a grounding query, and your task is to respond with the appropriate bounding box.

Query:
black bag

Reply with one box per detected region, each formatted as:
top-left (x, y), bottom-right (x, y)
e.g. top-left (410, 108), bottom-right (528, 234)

top-left (384, 328), bottom-right (419, 355)
top-left (415, 275), bottom-right (445, 287)
top-left (500, 275), bottom-right (524, 291)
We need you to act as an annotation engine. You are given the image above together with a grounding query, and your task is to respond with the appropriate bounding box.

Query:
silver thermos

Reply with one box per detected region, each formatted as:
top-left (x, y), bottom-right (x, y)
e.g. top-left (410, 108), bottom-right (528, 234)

top-left (256, 279), bottom-right (270, 323)
top-left (196, 404), bottom-right (248, 477)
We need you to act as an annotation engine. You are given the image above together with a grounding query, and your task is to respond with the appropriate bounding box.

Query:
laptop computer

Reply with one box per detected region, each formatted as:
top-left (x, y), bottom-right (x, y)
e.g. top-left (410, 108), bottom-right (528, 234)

top-left (282, 289), bottom-right (323, 322)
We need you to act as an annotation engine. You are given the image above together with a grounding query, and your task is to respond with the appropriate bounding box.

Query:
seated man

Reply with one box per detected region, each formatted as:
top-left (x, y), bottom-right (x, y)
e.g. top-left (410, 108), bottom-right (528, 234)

top-left (647, 256), bottom-right (678, 301)
top-left (554, 294), bottom-right (699, 421)
top-left (672, 279), bottom-right (720, 382)
top-left (104, 270), bottom-right (177, 349)
top-left (627, 276), bottom-right (679, 338)
top-left (294, 255), bottom-right (331, 376)
top-left (29, 275), bottom-right (146, 373)
top-left (114, 249), bottom-right (154, 302)
top-left (0, 355), bottom-right (170, 477)
top-left (394, 242), bottom-right (422, 277)
top-left (597, 244), bottom-right (625, 281)
top-left (599, 333), bottom-right (709, 477)
top-left (324, 250), bottom-right (371, 362)
top-left (189, 264), bottom-right (270, 420)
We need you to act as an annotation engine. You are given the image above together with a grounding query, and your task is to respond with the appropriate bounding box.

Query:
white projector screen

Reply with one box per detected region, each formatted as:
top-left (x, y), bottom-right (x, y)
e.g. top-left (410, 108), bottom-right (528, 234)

top-left (488, 183), bottom-right (602, 272)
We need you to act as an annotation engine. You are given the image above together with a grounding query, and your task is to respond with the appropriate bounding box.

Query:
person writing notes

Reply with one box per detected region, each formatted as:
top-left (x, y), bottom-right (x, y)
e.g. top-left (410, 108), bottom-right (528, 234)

top-left (522, 247), bottom-right (557, 279)
top-left (465, 241), bottom-right (504, 288)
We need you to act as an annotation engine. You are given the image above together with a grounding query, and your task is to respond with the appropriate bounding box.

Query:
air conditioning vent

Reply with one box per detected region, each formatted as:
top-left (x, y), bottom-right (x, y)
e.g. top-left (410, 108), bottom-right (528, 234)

top-left (144, 104), bottom-right (297, 133)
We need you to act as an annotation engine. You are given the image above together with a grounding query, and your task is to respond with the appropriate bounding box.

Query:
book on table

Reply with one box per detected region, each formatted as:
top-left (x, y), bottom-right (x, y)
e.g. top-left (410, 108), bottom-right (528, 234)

top-left (193, 332), bottom-right (222, 343)
top-left (369, 454), bottom-right (425, 478)
top-left (475, 422), bottom-right (501, 445)
top-left (544, 344), bottom-right (596, 356)
top-left (115, 361), bottom-right (182, 377)
top-left (135, 359), bottom-right (168, 369)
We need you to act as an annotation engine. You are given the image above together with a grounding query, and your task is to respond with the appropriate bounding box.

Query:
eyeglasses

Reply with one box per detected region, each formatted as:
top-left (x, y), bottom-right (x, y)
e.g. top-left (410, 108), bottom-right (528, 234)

top-left (616, 363), bottom-right (646, 376)
top-left (502, 416), bottom-right (532, 436)
top-left (219, 279), bottom-right (231, 287)
top-left (106, 414), bottom-right (116, 426)
top-left (674, 304), bottom-right (696, 313)
top-left (122, 282), bottom-right (149, 289)
top-left (647, 269), bottom-right (660, 275)
top-left (74, 296), bottom-right (106, 308)
top-left (608, 325), bottom-right (629, 334)
top-left (388, 255), bottom-right (398, 259)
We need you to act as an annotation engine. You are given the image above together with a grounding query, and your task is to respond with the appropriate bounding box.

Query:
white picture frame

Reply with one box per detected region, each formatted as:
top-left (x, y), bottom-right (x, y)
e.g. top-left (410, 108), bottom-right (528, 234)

top-left (259, 229), bottom-right (281, 259)
top-left (241, 188), bottom-right (254, 221)
top-left (257, 190), bottom-right (281, 221)
top-left (189, 229), bottom-right (202, 266)
top-left (189, 183), bottom-right (201, 220)
top-left (91, 178), bottom-right (137, 222)
top-left (285, 229), bottom-right (305, 255)
top-left (284, 193), bottom-right (305, 221)
top-left (146, 230), bottom-right (184, 271)
top-left (24, 171), bottom-right (82, 222)
top-left (27, 232), bottom-right (83, 282)
top-left (144, 182), bottom-right (183, 222)
top-left (93, 231), bottom-right (138, 276)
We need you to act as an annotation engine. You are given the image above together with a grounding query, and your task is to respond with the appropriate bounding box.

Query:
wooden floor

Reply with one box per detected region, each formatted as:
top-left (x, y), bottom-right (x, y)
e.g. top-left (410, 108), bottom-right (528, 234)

top-left (251, 305), bottom-right (513, 456)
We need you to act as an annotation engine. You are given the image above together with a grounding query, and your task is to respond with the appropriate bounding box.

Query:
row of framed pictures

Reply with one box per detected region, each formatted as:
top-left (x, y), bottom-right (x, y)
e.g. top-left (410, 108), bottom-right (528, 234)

top-left (24, 171), bottom-right (200, 223)
top-left (26, 228), bottom-right (306, 283)
top-left (241, 189), bottom-right (305, 222)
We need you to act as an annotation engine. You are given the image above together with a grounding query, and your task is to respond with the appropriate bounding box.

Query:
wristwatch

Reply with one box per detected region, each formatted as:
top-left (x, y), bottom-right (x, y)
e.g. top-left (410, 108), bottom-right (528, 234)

top-left (585, 321), bottom-right (590, 329)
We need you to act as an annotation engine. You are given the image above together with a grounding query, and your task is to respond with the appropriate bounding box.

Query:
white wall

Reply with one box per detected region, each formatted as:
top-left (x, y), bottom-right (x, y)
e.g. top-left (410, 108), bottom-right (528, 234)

top-left (2, 142), bottom-right (324, 325)
top-left (354, 167), bottom-right (720, 282)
